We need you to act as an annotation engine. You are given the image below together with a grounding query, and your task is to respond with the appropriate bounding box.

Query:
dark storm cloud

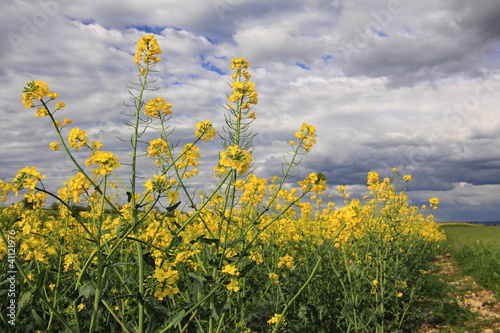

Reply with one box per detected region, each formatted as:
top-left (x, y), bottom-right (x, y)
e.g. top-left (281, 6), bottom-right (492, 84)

top-left (0, 0), bottom-right (499, 222)
top-left (333, 0), bottom-right (500, 88)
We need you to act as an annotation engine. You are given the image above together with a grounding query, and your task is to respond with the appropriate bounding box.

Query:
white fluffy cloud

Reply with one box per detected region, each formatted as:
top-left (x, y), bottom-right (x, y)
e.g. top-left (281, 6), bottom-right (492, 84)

top-left (1, 0), bottom-right (499, 221)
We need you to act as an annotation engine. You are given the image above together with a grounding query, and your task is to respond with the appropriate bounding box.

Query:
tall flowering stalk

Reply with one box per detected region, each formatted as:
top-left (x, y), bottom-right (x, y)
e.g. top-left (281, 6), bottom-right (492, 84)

top-left (0, 34), bottom-right (445, 333)
top-left (129, 34), bottom-right (164, 332)
top-left (5, 46), bottom-right (328, 330)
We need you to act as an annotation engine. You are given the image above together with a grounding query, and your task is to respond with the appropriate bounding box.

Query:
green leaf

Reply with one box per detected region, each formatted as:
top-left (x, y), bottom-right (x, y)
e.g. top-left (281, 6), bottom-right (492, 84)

top-left (226, 237), bottom-right (245, 248)
top-left (143, 251), bottom-right (155, 268)
top-left (198, 237), bottom-right (220, 246)
top-left (18, 290), bottom-right (32, 311)
top-left (188, 272), bottom-right (207, 284)
top-left (169, 236), bottom-right (183, 248)
top-left (239, 261), bottom-right (256, 277)
top-left (31, 309), bottom-right (45, 328)
top-left (167, 309), bottom-right (186, 329)
top-left (211, 306), bottom-right (220, 320)
top-left (100, 228), bottom-right (113, 236)
top-left (107, 262), bottom-right (136, 267)
top-left (166, 201), bottom-right (181, 212)
top-left (78, 284), bottom-right (95, 300)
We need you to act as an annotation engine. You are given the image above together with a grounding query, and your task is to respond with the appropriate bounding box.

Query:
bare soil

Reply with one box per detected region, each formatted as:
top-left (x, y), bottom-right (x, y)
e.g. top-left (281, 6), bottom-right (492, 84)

top-left (419, 254), bottom-right (500, 333)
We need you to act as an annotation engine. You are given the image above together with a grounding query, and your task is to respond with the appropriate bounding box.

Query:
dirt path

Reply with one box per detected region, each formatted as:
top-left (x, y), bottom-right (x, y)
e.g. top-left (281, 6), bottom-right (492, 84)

top-left (419, 254), bottom-right (500, 333)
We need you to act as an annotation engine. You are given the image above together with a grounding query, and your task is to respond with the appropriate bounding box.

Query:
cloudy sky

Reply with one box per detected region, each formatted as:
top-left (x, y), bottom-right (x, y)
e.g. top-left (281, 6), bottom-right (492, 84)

top-left (1, 0), bottom-right (499, 221)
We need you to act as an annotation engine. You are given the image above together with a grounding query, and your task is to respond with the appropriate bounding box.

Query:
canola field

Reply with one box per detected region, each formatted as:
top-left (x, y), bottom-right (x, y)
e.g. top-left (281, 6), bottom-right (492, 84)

top-left (1, 35), bottom-right (445, 333)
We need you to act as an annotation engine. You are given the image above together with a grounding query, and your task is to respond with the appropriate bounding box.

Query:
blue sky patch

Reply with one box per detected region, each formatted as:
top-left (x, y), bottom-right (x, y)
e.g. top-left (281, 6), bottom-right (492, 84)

top-left (322, 55), bottom-right (334, 63)
top-left (296, 62), bottom-right (311, 70)
top-left (128, 25), bottom-right (166, 35)
top-left (199, 54), bottom-right (225, 75)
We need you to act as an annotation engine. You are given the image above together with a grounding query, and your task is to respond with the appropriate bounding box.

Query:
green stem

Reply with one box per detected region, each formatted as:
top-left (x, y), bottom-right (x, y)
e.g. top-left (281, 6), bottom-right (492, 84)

top-left (43, 100), bottom-right (119, 214)
top-left (0, 229), bottom-right (76, 332)
top-left (102, 299), bottom-right (132, 333)
top-left (130, 62), bottom-right (151, 333)
top-left (271, 255), bottom-right (323, 333)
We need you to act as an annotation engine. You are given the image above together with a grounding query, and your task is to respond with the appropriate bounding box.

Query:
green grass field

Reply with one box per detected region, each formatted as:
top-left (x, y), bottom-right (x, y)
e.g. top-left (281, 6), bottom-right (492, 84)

top-left (441, 225), bottom-right (500, 296)
top-left (410, 225), bottom-right (500, 331)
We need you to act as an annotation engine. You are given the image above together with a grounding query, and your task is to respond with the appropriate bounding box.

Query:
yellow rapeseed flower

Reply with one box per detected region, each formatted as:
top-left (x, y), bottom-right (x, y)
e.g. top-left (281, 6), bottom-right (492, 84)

top-left (55, 102), bottom-right (65, 110)
top-left (154, 267), bottom-right (179, 285)
top-left (429, 197), bottom-right (440, 209)
top-left (222, 264), bottom-right (239, 276)
top-left (231, 58), bottom-right (249, 70)
top-left (367, 171), bottom-right (379, 186)
top-left (68, 128), bottom-right (88, 151)
top-left (278, 255), bottom-right (295, 270)
top-left (144, 97), bottom-right (172, 118)
top-left (34, 107), bottom-right (48, 117)
top-left (226, 278), bottom-right (240, 292)
top-left (298, 173), bottom-right (327, 194)
top-left (403, 175), bottom-right (412, 182)
top-left (267, 314), bottom-right (284, 325)
top-left (195, 120), bottom-right (216, 142)
top-left (218, 145), bottom-right (252, 176)
top-left (22, 81), bottom-right (59, 111)
top-left (268, 273), bottom-right (280, 283)
top-left (176, 144), bottom-right (200, 168)
top-left (85, 151), bottom-right (120, 177)
top-left (49, 142), bottom-right (59, 151)
top-left (147, 138), bottom-right (170, 158)
top-left (294, 123), bottom-right (317, 152)
top-left (135, 35), bottom-right (162, 65)
top-left (154, 285), bottom-right (180, 300)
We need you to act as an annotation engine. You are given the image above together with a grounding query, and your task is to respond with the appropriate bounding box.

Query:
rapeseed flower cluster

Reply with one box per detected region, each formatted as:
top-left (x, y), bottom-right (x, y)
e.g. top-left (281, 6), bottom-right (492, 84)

top-left (226, 278), bottom-right (240, 292)
top-left (226, 58), bottom-right (258, 119)
top-left (143, 175), bottom-right (171, 195)
top-left (228, 80), bottom-right (258, 110)
top-left (147, 138), bottom-right (170, 161)
top-left (298, 172), bottom-right (327, 195)
top-left (0, 35), bottom-right (448, 332)
top-left (68, 128), bottom-right (89, 151)
top-left (218, 145), bottom-right (252, 176)
top-left (22, 80), bottom-right (58, 109)
top-left (57, 172), bottom-right (90, 204)
top-left (135, 34), bottom-right (162, 65)
top-left (277, 254), bottom-right (295, 270)
top-left (144, 97), bottom-right (172, 118)
top-left (195, 120), bottom-right (217, 142)
top-left (5, 167), bottom-right (47, 207)
top-left (294, 122), bottom-right (317, 152)
top-left (239, 174), bottom-right (268, 204)
top-left (153, 266), bottom-right (180, 300)
top-left (175, 144), bottom-right (201, 179)
top-left (85, 151), bottom-right (120, 177)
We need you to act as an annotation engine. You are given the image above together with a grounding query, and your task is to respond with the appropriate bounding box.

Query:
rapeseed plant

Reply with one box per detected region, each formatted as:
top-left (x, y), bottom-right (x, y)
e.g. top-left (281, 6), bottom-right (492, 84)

top-left (0, 34), bottom-right (445, 333)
